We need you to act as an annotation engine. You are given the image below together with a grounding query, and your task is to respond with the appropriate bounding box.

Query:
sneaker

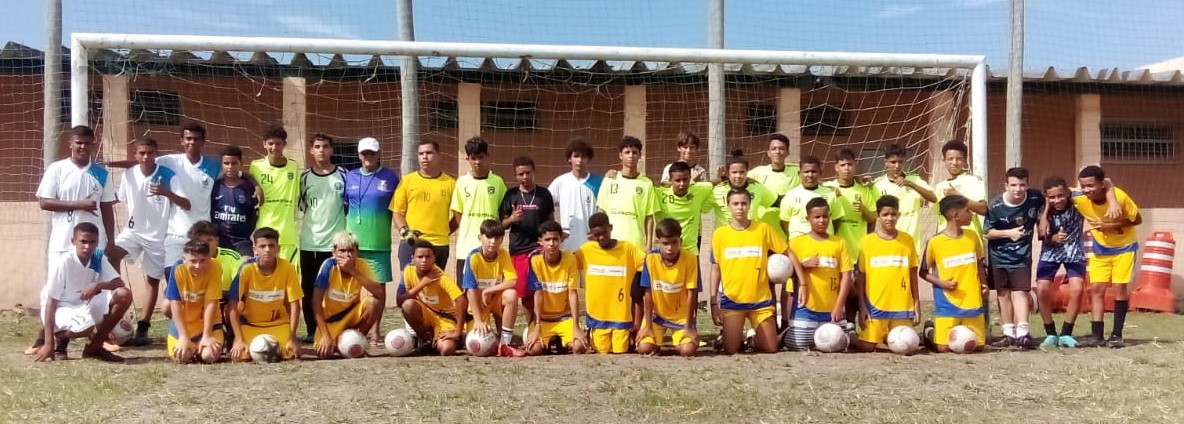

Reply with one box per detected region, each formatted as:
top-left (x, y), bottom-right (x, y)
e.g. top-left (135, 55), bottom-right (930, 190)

top-left (497, 343), bottom-right (527, 358)
top-left (1077, 335), bottom-right (1105, 348)
top-left (1039, 335), bottom-right (1058, 349)
top-left (82, 345), bottom-right (125, 363)
top-left (1057, 335), bottom-right (1079, 348)
top-left (130, 321), bottom-right (151, 347)
top-left (1106, 335), bottom-right (1126, 349)
top-left (922, 320), bottom-right (937, 351)
top-left (712, 335), bottom-right (725, 352)
top-left (1015, 335), bottom-right (1037, 350)
top-left (53, 337), bottom-right (70, 360)
top-left (990, 336), bottom-right (1016, 349)
top-left (547, 335), bottom-right (564, 354)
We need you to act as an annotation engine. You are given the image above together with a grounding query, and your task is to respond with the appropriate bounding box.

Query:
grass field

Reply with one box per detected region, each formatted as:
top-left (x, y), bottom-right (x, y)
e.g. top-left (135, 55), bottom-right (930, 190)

top-left (2, 308), bottom-right (1183, 424)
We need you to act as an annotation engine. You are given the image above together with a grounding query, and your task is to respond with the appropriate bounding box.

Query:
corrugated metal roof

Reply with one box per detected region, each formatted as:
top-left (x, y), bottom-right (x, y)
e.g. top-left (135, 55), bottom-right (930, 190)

top-left (4, 41), bottom-right (1183, 85)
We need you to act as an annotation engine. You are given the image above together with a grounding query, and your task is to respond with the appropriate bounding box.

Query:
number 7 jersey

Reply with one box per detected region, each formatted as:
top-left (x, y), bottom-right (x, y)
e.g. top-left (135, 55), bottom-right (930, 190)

top-left (578, 241), bottom-right (644, 330)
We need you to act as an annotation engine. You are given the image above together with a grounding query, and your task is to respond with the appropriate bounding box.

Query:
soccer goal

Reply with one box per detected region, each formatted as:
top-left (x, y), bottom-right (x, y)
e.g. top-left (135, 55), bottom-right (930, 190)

top-left (69, 33), bottom-right (985, 183)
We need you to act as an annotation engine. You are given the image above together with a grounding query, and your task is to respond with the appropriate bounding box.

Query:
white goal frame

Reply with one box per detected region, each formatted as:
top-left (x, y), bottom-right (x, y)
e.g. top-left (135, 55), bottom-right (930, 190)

top-left (69, 33), bottom-right (988, 180)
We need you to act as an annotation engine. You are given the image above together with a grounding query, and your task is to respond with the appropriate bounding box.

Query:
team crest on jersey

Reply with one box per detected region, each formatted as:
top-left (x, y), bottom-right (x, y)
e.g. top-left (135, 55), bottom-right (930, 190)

top-left (487, 186), bottom-right (495, 194)
top-left (1015, 216), bottom-right (1025, 226)
top-left (440, 189), bottom-right (450, 198)
top-left (201, 175), bottom-right (211, 188)
top-left (91, 181), bottom-right (101, 195)
top-left (287, 172), bottom-right (294, 180)
top-left (236, 193), bottom-right (249, 204)
top-left (377, 180), bottom-right (387, 192)
top-left (334, 181), bottom-right (345, 192)
top-left (1027, 208), bottom-right (1040, 219)
top-left (635, 187), bottom-right (643, 196)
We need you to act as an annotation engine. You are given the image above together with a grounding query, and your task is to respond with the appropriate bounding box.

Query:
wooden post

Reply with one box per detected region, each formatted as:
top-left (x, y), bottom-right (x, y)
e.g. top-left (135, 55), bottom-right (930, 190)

top-left (456, 82), bottom-right (482, 175)
top-left (777, 87), bottom-right (802, 164)
top-left (282, 77), bottom-right (307, 164)
top-left (1076, 94), bottom-right (1102, 171)
top-left (624, 85), bottom-right (648, 174)
top-left (100, 75), bottom-right (130, 167)
top-left (927, 91), bottom-right (957, 184)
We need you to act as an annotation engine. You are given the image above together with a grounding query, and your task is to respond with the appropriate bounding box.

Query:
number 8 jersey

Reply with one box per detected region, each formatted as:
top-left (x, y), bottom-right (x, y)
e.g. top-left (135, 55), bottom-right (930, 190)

top-left (578, 240), bottom-right (643, 330)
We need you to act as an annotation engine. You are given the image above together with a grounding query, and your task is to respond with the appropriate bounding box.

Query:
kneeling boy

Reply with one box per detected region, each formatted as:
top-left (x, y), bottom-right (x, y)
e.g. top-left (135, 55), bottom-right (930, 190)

top-left (227, 227), bottom-right (303, 361)
top-left (786, 198), bottom-right (853, 350)
top-left (398, 241), bottom-right (469, 356)
top-left (525, 221), bottom-right (588, 355)
top-left (461, 220), bottom-right (525, 357)
top-left (852, 195), bottom-right (920, 352)
top-left (312, 231), bottom-right (384, 359)
top-left (920, 195), bottom-right (987, 353)
top-left (637, 218), bottom-right (700, 357)
top-left (579, 213), bottom-right (645, 354)
top-left (164, 239), bottom-right (224, 364)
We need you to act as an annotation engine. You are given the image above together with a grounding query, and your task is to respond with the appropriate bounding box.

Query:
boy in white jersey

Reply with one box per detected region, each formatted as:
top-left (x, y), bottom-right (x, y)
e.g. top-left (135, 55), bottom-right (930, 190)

top-left (549, 138), bottom-right (603, 252)
top-left (108, 139), bottom-right (188, 346)
top-left (451, 137), bottom-right (507, 280)
top-left (933, 140), bottom-right (987, 235)
top-left (658, 131), bottom-right (707, 183)
top-left (36, 125), bottom-right (117, 258)
top-left (298, 133), bottom-right (348, 343)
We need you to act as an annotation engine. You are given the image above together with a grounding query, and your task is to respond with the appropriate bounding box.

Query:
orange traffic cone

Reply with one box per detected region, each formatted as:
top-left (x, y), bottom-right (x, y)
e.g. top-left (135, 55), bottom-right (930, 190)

top-left (1130, 232), bottom-right (1176, 313)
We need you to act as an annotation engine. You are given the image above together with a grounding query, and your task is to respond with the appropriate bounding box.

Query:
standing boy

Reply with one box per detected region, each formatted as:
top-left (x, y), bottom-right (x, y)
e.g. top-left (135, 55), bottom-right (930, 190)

top-left (579, 213), bottom-right (645, 354)
top-left (311, 231), bottom-right (384, 359)
top-left (36, 125), bottom-right (117, 263)
top-left (249, 125), bottom-right (302, 269)
top-left (33, 223), bottom-right (133, 362)
top-left (298, 133), bottom-right (348, 343)
top-left (656, 161), bottom-right (715, 256)
top-left (597, 136), bottom-right (658, 249)
top-left (779, 156), bottom-right (841, 239)
top-left (786, 198), bottom-right (853, 351)
top-left (748, 133), bottom-right (801, 197)
top-left (391, 140), bottom-right (455, 271)
top-left (984, 167), bottom-right (1044, 348)
top-left (451, 137), bottom-right (506, 279)
top-left (525, 221), bottom-right (588, 355)
top-left (871, 143), bottom-right (936, 243)
top-left (1034, 177), bottom-right (1086, 348)
top-left (920, 195), bottom-right (988, 353)
top-left (636, 219), bottom-right (700, 357)
top-left (211, 145), bottom-right (258, 256)
top-left (933, 140), bottom-right (987, 236)
top-left (500, 156), bottom-right (555, 323)
top-left (344, 137), bottom-right (399, 342)
top-left (157, 122), bottom-right (221, 274)
top-left (1075, 165), bottom-right (1140, 348)
top-left (549, 138), bottom-right (603, 252)
top-left (227, 227), bottom-right (303, 362)
top-left (824, 148), bottom-right (877, 261)
top-left (658, 131), bottom-right (707, 183)
top-left (163, 239), bottom-right (224, 364)
top-left (460, 220), bottom-right (526, 357)
top-left (851, 195), bottom-right (920, 352)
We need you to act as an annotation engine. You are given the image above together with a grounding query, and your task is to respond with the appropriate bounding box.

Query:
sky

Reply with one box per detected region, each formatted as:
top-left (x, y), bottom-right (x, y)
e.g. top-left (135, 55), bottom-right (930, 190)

top-left (3, 0), bottom-right (1181, 71)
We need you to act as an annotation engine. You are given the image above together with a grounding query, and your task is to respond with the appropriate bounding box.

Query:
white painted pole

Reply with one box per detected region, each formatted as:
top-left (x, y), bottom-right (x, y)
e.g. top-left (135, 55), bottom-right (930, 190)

top-left (707, 0), bottom-right (726, 180)
top-left (43, 0), bottom-right (61, 168)
top-left (971, 61), bottom-right (989, 185)
top-left (1005, 0), bottom-right (1024, 169)
top-left (70, 37), bottom-right (89, 127)
top-left (397, 0), bottom-right (419, 173)
top-left (72, 33), bottom-right (985, 69)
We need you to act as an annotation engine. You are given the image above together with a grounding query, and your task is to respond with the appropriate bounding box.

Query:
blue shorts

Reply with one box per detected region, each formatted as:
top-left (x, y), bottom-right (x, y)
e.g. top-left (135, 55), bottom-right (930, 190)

top-left (1035, 260), bottom-right (1086, 281)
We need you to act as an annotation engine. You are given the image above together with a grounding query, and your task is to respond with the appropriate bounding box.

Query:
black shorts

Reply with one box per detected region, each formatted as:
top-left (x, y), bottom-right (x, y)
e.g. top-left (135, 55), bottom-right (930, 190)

top-left (990, 266), bottom-right (1032, 291)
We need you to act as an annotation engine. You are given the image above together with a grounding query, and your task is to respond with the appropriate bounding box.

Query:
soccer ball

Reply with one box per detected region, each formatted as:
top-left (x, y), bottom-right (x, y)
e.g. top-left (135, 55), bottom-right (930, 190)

top-left (248, 334), bottom-right (280, 363)
top-left (384, 329), bottom-right (416, 357)
top-left (887, 325), bottom-right (920, 355)
top-left (336, 329), bottom-right (367, 359)
top-left (947, 325), bottom-right (978, 354)
top-left (107, 318), bottom-right (134, 345)
top-left (466, 331), bottom-right (498, 357)
top-left (767, 254), bottom-right (793, 284)
top-left (813, 323), bottom-right (849, 353)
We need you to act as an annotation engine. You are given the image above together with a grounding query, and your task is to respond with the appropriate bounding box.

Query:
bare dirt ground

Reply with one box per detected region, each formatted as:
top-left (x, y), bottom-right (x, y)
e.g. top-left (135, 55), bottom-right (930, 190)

top-left (2, 309), bottom-right (1183, 424)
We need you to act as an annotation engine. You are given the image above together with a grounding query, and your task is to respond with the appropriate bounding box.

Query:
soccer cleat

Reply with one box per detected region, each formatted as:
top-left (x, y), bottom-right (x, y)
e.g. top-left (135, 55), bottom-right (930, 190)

top-left (989, 336), bottom-right (1015, 349)
top-left (1077, 336), bottom-right (1105, 348)
top-left (1015, 335), bottom-right (1037, 350)
top-left (82, 345), bottom-right (125, 363)
top-left (922, 320), bottom-right (937, 351)
top-left (1106, 335), bottom-right (1126, 349)
top-left (1057, 335), bottom-right (1079, 348)
top-left (547, 335), bottom-right (564, 354)
top-left (1039, 335), bottom-right (1058, 349)
top-left (497, 343), bottom-right (527, 358)
top-left (130, 321), bottom-right (151, 347)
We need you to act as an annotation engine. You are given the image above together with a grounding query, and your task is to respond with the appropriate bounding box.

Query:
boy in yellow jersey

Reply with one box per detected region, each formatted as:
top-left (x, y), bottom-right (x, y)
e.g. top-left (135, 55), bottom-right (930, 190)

top-left (656, 161), bottom-right (715, 256)
top-left (779, 155), bottom-right (841, 238)
top-left (597, 136), bottom-right (658, 250)
top-left (249, 125), bottom-right (302, 269)
top-left (461, 220), bottom-right (526, 357)
top-left (932, 140), bottom-right (987, 236)
top-left (871, 144), bottom-right (936, 247)
top-left (711, 188), bottom-right (805, 354)
top-left (919, 195), bottom-right (987, 353)
top-left (452, 137), bottom-right (507, 280)
top-left (852, 196), bottom-right (920, 352)
top-left (311, 231), bottom-right (384, 359)
top-left (397, 241), bottom-right (469, 356)
top-left (164, 239), bottom-right (224, 364)
top-left (711, 150), bottom-right (779, 238)
top-left (579, 212), bottom-right (645, 354)
top-left (391, 140), bottom-right (456, 273)
top-left (183, 221), bottom-right (243, 350)
top-left (748, 133), bottom-right (801, 197)
top-left (227, 227), bottom-right (303, 361)
top-left (636, 219), bottom-right (700, 357)
top-left (785, 198), bottom-right (853, 351)
top-left (525, 221), bottom-right (589, 355)
top-left (1075, 165), bottom-right (1141, 348)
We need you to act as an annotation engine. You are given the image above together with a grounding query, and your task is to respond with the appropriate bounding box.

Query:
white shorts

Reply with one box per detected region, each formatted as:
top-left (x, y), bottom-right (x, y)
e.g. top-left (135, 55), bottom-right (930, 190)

top-left (115, 232), bottom-right (166, 279)
top-left (164, 234), bottom-right (188, 268)
top-left (42, 292), bottom-right (112, 335)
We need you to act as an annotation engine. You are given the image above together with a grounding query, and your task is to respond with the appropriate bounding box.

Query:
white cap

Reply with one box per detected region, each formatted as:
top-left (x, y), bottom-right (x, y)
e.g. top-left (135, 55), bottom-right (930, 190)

top-left (357, 137), bottom-right (380, 153)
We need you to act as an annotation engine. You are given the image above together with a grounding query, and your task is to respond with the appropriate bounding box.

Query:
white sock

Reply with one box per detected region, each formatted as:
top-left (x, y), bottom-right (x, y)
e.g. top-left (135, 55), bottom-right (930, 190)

top-left (404, 323), bottom-right (417, 338)
top-left (500, 327), bottom-right (513, 345)
top-left (1016, 322), bottom-right (1030, 338)
top-left (1003, 323), bottom-right (1016, 338)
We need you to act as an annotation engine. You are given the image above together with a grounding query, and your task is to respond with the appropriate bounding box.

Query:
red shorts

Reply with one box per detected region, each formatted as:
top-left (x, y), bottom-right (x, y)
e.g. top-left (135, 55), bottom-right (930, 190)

top-left (512, 253), bottom-right (533, 299)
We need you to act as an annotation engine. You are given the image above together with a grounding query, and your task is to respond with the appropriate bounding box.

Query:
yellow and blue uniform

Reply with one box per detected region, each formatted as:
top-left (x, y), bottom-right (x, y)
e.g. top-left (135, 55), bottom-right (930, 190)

top-left (578, 240), bottom-right (644, 353)
top-left (857, 232), bottom-right (919, 344)
top-left (639, 249), bottom-right (700, 347)
top-left (710, 221), bottom-right (787, 327)
top-left (314, 257), bottom-right (377, 340)
top-left (229, 258), bottom-right (303, 360)
top-left (527, 251), bottom-right (581, 346)
top-left (398, 265), bottom-right (464, 337)
top-left (1074, 187), bottom-right (1140, 285)
top-left (790, 234), bottom-right (853, 322)
top-left (460, 248), bottom-right (517, 328)
top-left (164, 259), bottom-right (225, 357)
top-left (924, 232), bottom-right (986, 346)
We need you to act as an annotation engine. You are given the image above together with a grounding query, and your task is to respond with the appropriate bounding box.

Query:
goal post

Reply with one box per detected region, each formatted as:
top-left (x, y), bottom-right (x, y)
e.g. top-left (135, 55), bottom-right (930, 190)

top-left (69, 32), bottom-right (988, 183)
